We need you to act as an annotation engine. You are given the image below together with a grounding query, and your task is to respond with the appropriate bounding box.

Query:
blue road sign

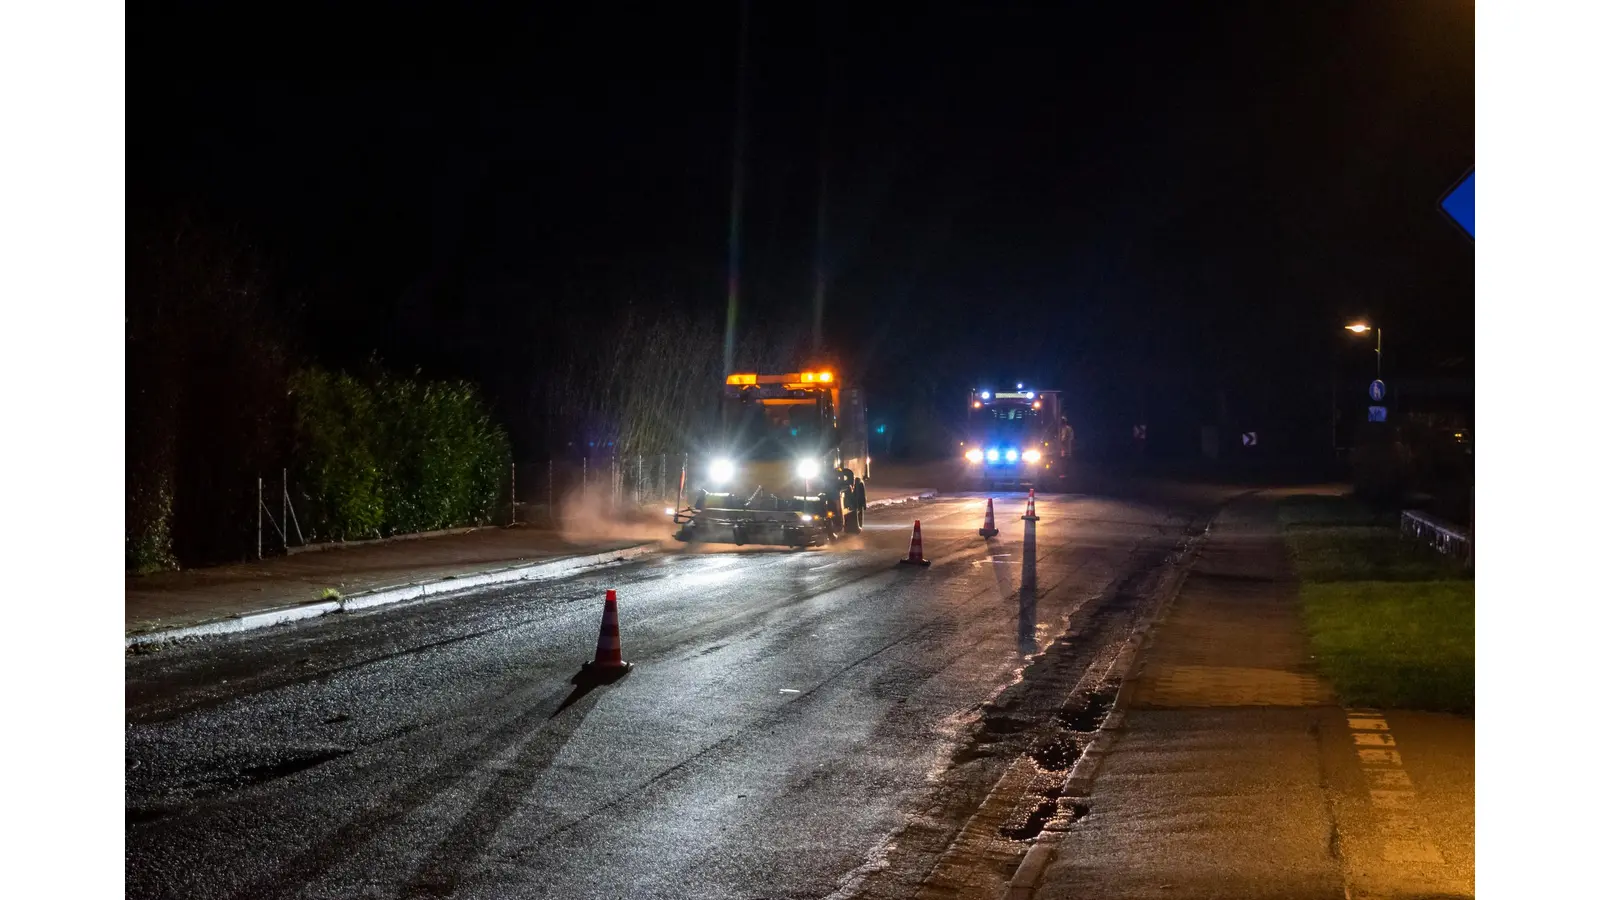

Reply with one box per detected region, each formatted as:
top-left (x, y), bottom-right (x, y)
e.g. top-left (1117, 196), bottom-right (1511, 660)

top-left (1368, 406), bottom-right (1388, 423)
top-left (1440, 168), bottom-right (1474, 240)
top-left (1369, 379), bottom-right (1386, 402)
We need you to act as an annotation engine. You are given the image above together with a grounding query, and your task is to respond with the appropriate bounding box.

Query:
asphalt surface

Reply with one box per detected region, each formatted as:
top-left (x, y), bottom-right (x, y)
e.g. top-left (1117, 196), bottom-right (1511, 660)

top-left (127, 491), bottom-right (1212, 900)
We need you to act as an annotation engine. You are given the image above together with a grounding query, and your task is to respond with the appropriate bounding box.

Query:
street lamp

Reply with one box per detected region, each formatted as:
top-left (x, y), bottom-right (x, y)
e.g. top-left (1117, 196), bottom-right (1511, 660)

top-left (1345, 322), bottom-right (1382, 378)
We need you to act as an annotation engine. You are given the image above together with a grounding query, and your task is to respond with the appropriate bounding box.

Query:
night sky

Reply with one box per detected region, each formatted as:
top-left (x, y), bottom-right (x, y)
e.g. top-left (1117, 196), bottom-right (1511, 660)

top-left (131, 1), bottom-right (1473, 458)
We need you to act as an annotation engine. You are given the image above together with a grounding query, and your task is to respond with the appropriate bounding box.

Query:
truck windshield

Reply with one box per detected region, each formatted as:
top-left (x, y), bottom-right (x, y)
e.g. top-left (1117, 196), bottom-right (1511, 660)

top-left (979, 405), bottom-right (1042, 443)
top-left (720, 394), bottom-right (827, 460)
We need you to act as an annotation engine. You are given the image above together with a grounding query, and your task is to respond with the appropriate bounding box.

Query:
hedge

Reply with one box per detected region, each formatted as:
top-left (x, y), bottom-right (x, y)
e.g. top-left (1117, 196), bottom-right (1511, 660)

top-left (289, 368), bottom-right (510, 542)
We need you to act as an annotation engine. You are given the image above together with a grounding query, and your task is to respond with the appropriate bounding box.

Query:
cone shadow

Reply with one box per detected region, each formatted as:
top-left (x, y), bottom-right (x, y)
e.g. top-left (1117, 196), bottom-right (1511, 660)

top-left (554, 664), bottom-right (631, 718)
top-left (1018, 518), bottom-right (1039, 655)
top-left (1018, 584), bottom-right (1038, 656)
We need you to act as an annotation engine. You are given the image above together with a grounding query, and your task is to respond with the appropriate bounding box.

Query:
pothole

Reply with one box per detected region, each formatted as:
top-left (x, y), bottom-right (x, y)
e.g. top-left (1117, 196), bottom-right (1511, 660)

top-left (950, 742), bottom-right (997, 766)
top-left (237, 748), bottom-right (351, 786)
top-left (1059, 688), bottom-right (1116, 733)
top-left (126, 806), bottom-right (175, 827)
top-left (999, 798), bottom-right (1058, 841)
top-left (1029, 737), bottom-right (1082, 772)
top-left (981, 714), bottom-right (1028, 735)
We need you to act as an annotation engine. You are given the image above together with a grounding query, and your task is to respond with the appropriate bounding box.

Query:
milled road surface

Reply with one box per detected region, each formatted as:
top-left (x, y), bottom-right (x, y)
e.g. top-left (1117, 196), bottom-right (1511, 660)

top-left (127, 491), bottom-right (1217, 900)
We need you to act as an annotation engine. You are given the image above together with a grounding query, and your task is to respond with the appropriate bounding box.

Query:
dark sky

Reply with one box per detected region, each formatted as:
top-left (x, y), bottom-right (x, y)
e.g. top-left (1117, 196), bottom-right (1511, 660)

top-left (131, 0), bottom-right (1473, 455)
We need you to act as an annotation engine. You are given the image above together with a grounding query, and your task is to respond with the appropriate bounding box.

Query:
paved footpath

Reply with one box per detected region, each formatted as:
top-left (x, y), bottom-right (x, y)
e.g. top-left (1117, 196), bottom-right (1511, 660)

top-left (1032, 494), bottom-right (1473, 900)
top-left (126, 481), bottom-right (937, 641)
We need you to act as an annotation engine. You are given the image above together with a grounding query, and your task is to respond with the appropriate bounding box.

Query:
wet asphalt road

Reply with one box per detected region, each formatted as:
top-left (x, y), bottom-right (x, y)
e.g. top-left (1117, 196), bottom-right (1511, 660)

top-left (127, 492), bottom-right (1209, 900)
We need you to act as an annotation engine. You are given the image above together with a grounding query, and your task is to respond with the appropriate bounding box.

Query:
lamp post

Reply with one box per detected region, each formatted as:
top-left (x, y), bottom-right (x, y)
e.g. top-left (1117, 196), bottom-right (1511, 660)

top-left (1345, 322), bottom-right (1382, 379)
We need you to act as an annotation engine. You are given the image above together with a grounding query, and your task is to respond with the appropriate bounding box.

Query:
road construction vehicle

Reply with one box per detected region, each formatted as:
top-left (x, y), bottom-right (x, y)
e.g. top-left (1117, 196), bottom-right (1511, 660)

top-left (672, 369), bottom-right (869, 547)
top-left (961, 384), bottom-right (1072, 490)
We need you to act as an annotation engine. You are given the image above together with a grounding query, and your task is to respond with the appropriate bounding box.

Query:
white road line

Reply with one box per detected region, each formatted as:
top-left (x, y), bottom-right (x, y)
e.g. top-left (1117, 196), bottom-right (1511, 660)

top-left (1343, 710), bottom-right (1443, 866)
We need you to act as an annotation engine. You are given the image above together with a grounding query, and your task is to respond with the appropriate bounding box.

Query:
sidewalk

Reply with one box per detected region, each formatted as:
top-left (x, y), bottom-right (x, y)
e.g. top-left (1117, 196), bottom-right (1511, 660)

top-left (125, 526), bottom-right (656, 638)
top-left (127, 484), bottom-right (939, 643)
top-left (1033, 495), bottom-right (1474, 900)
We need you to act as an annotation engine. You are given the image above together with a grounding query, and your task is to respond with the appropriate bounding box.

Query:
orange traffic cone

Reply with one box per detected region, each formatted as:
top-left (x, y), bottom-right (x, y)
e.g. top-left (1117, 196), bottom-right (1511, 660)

top-left (583, 589), bottom-right (633, 673)
top-left (900, 520), bottom-right (931, 566)
top-left (979, 498), bottom-right (999, 538)
top-left (1022, 489), bottom-right (1038, 521)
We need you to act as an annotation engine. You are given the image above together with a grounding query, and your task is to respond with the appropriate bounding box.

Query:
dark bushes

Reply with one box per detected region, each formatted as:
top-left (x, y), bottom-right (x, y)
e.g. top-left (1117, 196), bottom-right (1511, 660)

top-left (289, 368), bottom-right (510, 542)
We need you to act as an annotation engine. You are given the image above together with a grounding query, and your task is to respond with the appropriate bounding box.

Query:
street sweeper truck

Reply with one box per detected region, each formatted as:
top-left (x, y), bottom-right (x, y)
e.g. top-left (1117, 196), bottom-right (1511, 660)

top-left (671, 369), bottom-right (869, 547)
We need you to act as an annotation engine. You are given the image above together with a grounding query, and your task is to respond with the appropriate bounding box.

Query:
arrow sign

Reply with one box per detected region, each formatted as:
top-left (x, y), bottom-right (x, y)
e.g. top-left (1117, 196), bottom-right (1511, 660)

top-left (1241, 432), bottom-right (1257, 447)
top-left (1440, 168), bottom-right (1474, 240)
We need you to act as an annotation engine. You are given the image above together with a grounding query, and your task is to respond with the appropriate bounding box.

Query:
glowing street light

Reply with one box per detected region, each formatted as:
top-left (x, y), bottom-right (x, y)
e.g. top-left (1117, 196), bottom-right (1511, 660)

top-left (1345, 322), bottom-right (1383, 377)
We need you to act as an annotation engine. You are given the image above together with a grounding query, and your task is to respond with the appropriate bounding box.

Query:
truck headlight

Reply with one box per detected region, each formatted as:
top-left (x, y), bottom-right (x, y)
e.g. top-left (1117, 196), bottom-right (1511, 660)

top-left (965, 448), bottom-right (983, 463)
top-left (985, 448), bottom-right (1000, 462)
top-left (1005, 448), bottom-right (1019, 462)
top-left (1023, 449), bottom-right (1042, 463)
top-left (796, 458), bottom-right (820, 479)
top-left (709, 458), bottom-right (735, 484)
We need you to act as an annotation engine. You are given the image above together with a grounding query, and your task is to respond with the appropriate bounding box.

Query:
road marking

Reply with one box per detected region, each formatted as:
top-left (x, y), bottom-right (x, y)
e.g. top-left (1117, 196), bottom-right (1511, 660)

top-left (1343, 710), bottom-right (1443, 866)
top-left (1363, 769), bottom-right (1413, 789)
top-left (1368, 789), bottom-right (1416, 810)
top-left (1356, 748), bottom-right (1403, 766)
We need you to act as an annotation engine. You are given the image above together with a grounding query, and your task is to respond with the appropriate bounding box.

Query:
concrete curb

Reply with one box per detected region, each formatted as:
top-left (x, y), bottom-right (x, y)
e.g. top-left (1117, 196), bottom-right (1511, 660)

top-left (865, 489), bottom-right (938, 509)
top-left (1002, 516), bottom-right (1216, 900)
top-left (125, 543), bottom-right (659, 649)
top-left (285, 524), bottom-right (492, 556)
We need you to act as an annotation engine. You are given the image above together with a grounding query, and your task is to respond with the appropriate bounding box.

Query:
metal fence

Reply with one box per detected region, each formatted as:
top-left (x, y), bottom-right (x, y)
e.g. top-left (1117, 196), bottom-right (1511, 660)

top-left (1401, 509), bottom-right (1472, 565)
top-left (251, 453), bottom-right (687, 559)
top-left (511, 453), bottom-right (684, 528)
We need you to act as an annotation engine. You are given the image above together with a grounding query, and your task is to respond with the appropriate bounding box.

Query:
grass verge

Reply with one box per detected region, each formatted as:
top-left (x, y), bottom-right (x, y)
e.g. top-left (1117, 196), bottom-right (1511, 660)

top-left (1280, 492), bottom-right (1473, 714)
top-left (1300, 580), bottom-right (1474, 713)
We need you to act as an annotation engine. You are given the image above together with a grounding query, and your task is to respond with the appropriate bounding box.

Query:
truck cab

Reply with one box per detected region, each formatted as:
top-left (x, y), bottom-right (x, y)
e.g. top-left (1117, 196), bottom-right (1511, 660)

top-left (961, 386), bottom-right (1070, 490)
top-left (673, 370), bottom-right (868, 546)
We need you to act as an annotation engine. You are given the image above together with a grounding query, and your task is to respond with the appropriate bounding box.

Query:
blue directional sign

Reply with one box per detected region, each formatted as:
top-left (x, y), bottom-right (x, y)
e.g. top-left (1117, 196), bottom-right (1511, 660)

top-left (1440, 168), bottom-right (1474, 240)
top-left (1368, 406), bottom-right (1388, 423)
top-left (1369, 379), bottom-right (1386, 403)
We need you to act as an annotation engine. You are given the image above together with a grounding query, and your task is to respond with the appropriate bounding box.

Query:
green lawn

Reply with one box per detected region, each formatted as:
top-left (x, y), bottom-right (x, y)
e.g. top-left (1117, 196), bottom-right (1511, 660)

top-left (1286, 527), bottom-right (1470, 584)
top-left (1279, 493), bottom-right (1474, 714)
top-left (1300, 580), bottom-right (1474, 714)
top-left (1277, 494), bottom-right (1390, 529)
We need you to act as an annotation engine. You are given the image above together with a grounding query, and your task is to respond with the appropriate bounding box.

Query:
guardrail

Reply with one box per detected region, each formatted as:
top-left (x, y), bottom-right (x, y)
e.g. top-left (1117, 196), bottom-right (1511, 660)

top-left (1401, 509), bottom-right (1472, 563)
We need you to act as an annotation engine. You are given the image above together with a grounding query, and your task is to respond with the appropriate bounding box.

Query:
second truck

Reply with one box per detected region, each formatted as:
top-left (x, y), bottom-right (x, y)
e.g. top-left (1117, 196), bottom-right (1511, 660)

top-left (961, 384), bottom-right (1073, 490)
top-left (672, 368), bottom-right (870, 547)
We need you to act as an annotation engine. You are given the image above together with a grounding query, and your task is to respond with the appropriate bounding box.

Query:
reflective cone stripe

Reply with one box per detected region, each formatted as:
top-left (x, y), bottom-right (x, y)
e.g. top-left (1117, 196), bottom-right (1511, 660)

top-left (980, 498), bottom-right (999, 537)
top-left (901, 520), bottom-right (930, 565)
top-left (591, 589), bottom-right (628, 668)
